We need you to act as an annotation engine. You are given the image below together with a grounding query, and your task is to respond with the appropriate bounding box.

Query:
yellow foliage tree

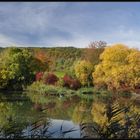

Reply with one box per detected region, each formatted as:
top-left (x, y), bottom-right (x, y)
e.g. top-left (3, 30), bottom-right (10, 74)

top-left (93, 44), bottom-right (140, 93)
top-left (74, 60), bottom-right (94, 86)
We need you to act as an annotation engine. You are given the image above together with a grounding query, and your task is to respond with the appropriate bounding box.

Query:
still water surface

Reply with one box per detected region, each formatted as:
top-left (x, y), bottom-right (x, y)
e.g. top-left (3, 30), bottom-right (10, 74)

top-left (0, 91), bottom-right (140, 138)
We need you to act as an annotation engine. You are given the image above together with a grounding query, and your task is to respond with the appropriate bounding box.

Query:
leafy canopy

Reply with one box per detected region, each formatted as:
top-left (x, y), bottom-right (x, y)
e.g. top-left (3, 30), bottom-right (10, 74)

top-left (93, 44), bottom-right (140, 93)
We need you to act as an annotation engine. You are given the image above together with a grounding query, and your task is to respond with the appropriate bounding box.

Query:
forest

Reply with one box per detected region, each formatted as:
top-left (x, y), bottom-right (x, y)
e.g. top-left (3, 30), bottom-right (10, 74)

top-left (0, 41), bottom-right (139, 94)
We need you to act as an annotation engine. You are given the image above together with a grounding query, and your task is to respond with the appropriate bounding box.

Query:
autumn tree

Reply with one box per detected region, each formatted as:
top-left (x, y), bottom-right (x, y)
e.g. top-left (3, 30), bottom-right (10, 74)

top-left (93, 44), bottom-right (140, 93)
top-left (82, 41), bottom-right (106, 66)
top-left (88, 41), bottom-right (107, 49)
top-left (74, 60), bottom-right (94, 87)
top-left (62, 74), bottom-right (81, 90)
top-left (33, 49), bottom-right (50, 71)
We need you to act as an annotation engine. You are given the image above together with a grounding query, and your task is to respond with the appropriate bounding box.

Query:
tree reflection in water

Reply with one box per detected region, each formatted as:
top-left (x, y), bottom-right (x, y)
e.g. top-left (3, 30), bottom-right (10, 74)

top-left (0, 92), bottom-right (80, 138)
top-left (0, 92), bottom-right (50, 138)
top-left (90, 99), bottom-right (140, 138)
top-left (0, 92), bottom-right (140, 138)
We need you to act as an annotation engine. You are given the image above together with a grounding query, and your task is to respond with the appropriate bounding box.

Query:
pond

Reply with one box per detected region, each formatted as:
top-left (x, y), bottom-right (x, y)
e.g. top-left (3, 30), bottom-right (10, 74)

top-left (0, 91), bottom-right (140, 139)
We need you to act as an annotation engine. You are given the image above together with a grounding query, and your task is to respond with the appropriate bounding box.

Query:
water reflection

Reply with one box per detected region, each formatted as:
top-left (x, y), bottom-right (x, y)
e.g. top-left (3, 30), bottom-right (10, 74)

top-left (0, 91), bottom-right (140, 138)
top-left (0, 92), bottom-right (49, 138)
top-left (91, 99), bottom-right (140, 138)
top-left (72, 100), bottom-right (93, 124)
top-left (46, 119), bottom-right (80, 138)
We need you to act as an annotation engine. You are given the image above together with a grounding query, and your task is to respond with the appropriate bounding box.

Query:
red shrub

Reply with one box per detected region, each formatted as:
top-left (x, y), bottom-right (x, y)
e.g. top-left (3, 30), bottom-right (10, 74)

top-left (63, 75), bottom-right (81, 90)
top-left (63, 75), bottom-right (72, 87)
top-left (33, 103), bottom-right (42, 111)
top-left (44, 102), bottom-right (56, 109)
top-left (70, 79), bottom-right (81, 90)
top-left (44, 73), bottom-right (59, 85)
top-left (36, 72), bottom-right (44, 81)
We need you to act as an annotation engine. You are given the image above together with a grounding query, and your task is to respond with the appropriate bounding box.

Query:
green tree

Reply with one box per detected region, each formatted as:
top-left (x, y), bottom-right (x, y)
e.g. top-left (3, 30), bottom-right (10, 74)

top-left (0, 47), bottom-right (35, 90)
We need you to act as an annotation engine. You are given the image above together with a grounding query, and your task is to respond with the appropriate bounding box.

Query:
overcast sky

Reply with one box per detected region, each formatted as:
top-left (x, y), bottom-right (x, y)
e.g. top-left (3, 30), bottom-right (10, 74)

top-left (0, 2), bottom-right (140, 49)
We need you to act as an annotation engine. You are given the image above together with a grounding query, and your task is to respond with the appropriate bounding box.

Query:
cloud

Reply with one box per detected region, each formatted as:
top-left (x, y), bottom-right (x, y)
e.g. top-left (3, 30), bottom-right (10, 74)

top-left (0, 2), bottom-right (140, 50)
top-left (119, 41), bottom-right (140, 50)
top-left (0, 34), bottom-right (18, 47)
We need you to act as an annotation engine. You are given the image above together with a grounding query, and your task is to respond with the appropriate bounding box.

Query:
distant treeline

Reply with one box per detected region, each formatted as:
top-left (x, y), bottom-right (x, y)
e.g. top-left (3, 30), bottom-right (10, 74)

top-left (0, 46), bottom-right (84, 72)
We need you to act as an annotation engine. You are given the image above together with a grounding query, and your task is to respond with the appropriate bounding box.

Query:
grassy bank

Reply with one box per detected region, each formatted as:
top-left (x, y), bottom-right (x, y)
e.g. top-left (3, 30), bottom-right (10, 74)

top-left (26, 81), bottom-right (116, 101)
top-left (27, 81), bottom-right (134, 103)
top-left (27, 81), bottom-right (75, 97)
